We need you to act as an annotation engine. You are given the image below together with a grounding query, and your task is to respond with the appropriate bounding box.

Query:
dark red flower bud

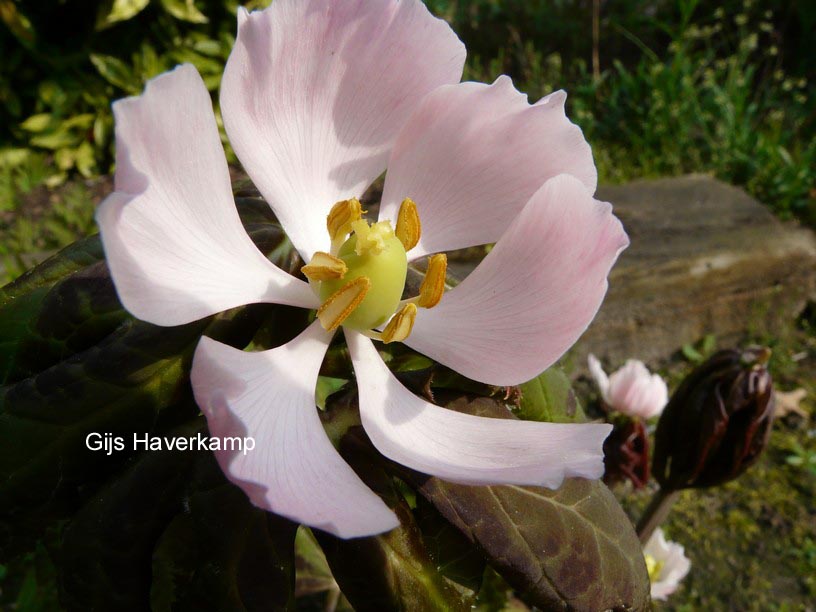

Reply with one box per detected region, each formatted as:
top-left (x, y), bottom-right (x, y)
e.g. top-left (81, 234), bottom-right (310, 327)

top-left (603, 418), bottom-right (650, 489)
top-left (653, 347), bottom-right (775, 490)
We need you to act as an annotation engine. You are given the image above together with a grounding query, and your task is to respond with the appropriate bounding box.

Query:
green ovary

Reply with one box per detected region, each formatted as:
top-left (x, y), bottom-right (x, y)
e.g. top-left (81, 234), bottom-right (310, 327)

top-left (319, 231), bottom-right (407, 331)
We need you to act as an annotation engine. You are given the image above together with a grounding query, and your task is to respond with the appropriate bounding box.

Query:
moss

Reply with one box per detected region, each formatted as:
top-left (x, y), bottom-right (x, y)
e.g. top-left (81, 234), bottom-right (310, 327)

top-left (612, 314), bottom-right (816, 610)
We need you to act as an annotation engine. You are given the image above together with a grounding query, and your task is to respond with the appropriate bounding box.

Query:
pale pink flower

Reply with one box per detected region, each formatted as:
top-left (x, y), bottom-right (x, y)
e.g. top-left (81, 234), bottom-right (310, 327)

top-left (588, 354), bottom-right (668, 419)
top-left (643, 528), bottom-right (691, 601)
top-left (97, 0), bottom-right (628, 538)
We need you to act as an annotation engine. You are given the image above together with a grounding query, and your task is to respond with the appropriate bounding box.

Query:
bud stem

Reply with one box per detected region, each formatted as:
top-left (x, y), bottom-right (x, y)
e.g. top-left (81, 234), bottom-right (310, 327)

top-left (636, 488), bottom-right (680, 544)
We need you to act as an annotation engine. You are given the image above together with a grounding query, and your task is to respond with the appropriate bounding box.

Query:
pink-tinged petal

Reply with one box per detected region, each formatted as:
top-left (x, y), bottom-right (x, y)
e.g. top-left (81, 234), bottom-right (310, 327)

top-left (379, 77), bottom-right (596, 259)
top-left (191, 321), bottom-right (399, 538)
top-left (346, 331), bottom-right (612, 487)
top-left (607, 360), bottom-right (668, 419)
top-left (406, 174), bottom-right (629, 386)
top-left (96, 65), bottom-right (316, 327)
top-left (221, 0), bottom-right (466, 261)
top-left (588, 354), bottom-right (611, 403)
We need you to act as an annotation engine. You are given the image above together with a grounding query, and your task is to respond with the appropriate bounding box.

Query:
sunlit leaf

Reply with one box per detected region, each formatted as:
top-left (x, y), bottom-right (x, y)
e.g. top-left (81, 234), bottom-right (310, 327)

top-left (89, 53), bottom-right (140, 94)
top-left (516, 368), bottom-right (586, 423)
top-left (19, 114), bottom-right (52, 133)
top-left (95, 0), bottom-right (150, 30)
top-left (159, 0), bottom-right (208, 23)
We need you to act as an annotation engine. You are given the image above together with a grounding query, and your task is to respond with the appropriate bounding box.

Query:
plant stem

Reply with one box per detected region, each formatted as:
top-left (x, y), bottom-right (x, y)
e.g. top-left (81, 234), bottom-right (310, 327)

top-left (636, 488), bottom-right (680, 544)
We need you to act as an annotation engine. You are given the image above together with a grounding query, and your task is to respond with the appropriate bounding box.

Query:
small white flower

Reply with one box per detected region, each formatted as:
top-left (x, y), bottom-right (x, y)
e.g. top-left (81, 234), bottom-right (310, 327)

top-left (588, 354), bottom-right (668, 419)
top-left (643, 528), bottom-right (691, 601)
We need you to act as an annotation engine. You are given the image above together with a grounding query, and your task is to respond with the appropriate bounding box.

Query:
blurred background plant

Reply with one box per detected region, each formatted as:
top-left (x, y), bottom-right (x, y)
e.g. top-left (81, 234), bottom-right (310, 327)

top-left (1, 0), bottom-right (815, 285)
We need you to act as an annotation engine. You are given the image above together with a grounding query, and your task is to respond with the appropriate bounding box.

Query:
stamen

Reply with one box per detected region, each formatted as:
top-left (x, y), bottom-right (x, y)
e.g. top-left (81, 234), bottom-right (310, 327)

top-left (301, 251), bottom-right (348, 281)
top-left (317, 276), bottom-right (370, 331)
top-left (327, 198), bottom-right (363, 248)
top-left (417, 253), bottom-right (447, 308)
top-left (395, 197), bottom-right (421, 251)
top-left (381, 303), bottom-right (418, 343)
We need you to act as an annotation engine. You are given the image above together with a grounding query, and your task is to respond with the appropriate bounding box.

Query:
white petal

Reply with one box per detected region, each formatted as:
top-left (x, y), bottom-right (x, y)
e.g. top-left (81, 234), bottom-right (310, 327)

top-left (97, 65), bottom-right (316, 326)
top-left (346, 331), bottom-right (612, 488)
top-left (644, 528), bottom-right (691, 600)
top-left (221, 0), bottom-right (466, 261)
top-left (379, 77), bottom-right (596, 259)
top-left (587, 354), bottom-right (611, 403)
top-left (406, 174), bottom-right (629, 386)
top-left (191, 321), bottom-right (399, 538)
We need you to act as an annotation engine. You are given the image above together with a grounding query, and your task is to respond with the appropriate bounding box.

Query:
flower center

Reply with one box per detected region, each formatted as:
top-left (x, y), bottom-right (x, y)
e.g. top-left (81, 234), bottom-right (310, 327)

top-left (300, 197), bottom-right (447, 343)
top-left (319, 221), bottom-right (407, 331)
top-left (644, 553), bottom-right (664, 583)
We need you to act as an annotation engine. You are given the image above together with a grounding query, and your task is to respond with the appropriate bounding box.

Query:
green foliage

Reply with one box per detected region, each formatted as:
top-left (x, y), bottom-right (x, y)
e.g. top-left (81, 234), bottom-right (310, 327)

top-left (0, 173), bottom-right (105, 285)
top-left (517, 368), bottom-right (587, 423)
top-left (681, 333), bottom-right (717, 364)
top-left (0, 0), bottom-right (248, 183)
top-left (0, 1), bottom-right (812, 213)
top-left (0, 0), bottom-right (814, 281)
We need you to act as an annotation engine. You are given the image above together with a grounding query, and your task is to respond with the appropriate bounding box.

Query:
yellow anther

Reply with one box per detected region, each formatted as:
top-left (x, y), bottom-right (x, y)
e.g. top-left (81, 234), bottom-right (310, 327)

top-left (317, 276), bottom-right (370, 331)
top-left (395, 197), bottom-right (421, 251)
top-left (327, 198), bottom-right (363, 245)
top-left (301, 251), bottom-right (348, 281)
top-left (381, 303), bottom-right (418, 344)
top-left (351, 219), bottom-right (395, 256)
top-left (417, 253), bottom-right (447, 308)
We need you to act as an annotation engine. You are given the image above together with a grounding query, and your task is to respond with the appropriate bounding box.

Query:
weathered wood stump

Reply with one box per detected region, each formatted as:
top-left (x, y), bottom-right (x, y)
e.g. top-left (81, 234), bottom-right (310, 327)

top-left (572, 175), bottom-right (816, 369)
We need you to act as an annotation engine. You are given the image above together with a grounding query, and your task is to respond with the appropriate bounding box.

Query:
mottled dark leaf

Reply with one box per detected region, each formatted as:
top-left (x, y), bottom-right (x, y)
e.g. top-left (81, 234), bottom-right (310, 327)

top-left (60, 421), bottom-right (296, 612)
top-left (0, 304), bottom-right (263, 535)
top-left (342, 388), bottom-right (650, 611)
top-left (0, 237), bottom-right (115, 385)
top-left (399, 385), bottom-right (650, 611)
top-left (412, 478), bottom-right (649, 611)
top-left (316, 430), bottom-right (471, 612)
top-left (0, 198), bottom-right (297, 385)
top-left (413, 496), bottom-right (486, 593)
top-left (0, 199), bottom-right (302, 550)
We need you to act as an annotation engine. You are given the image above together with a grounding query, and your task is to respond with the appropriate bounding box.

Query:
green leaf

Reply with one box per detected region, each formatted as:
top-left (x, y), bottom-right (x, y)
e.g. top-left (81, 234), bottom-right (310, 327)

top-left (29, 130), bottom-right (79, 150)
top-left (0, 0), bottom-right (35, 47)
top-left (19, 114), bottom-right (52, 133)
top-left (516, 368), bottom-right (586, 423)
top-left (681, 343), bottom-right (703, 363)
top-left (294, 527), bottom-right (338, 598)
top-left (315, 376), bottom-right (347, 410)
top-left (95, 0), bottom-right (150, 30)
top-left (159, 0), bottom-right (208, 23)
top-left (89, 54), bottom-right (139, 93)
